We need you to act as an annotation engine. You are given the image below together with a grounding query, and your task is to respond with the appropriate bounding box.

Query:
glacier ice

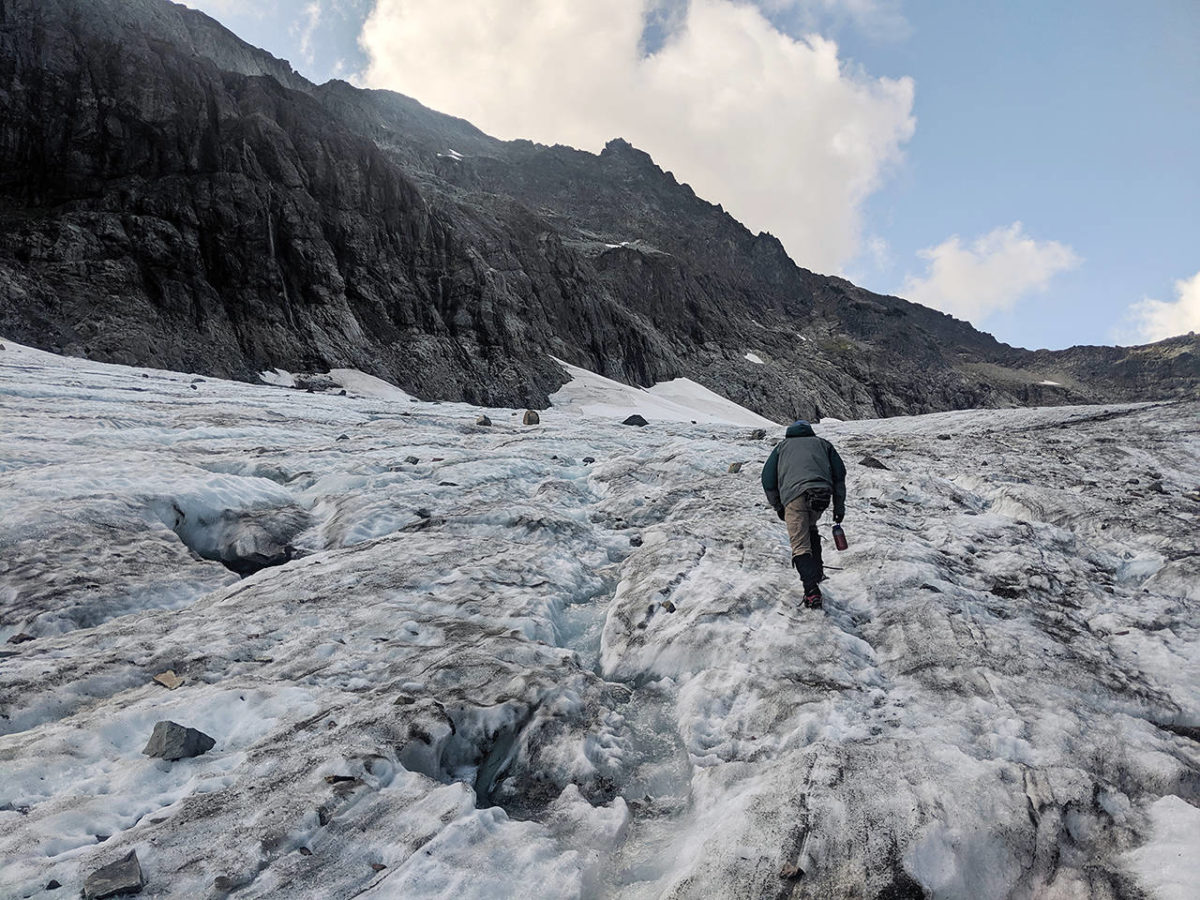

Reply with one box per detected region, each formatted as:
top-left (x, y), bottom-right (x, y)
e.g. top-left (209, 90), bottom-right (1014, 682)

top-left (1, 340), bottom-right (1198, 899)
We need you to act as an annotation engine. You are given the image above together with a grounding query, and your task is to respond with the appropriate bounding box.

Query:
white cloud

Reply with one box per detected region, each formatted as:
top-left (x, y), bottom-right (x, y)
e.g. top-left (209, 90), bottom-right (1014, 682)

top-left (761, 0), bottom-right (912, 41)
top-left (1120, 271), bottom-right (1200, 344)
top-left (293, 1), bottom-right (323, 66)
top-left (864, 234), bottom-right (892, 270)
top-left (901, 223), bottom-right (1080, 322)
top-left (357, 0), bottom-right (915, 274)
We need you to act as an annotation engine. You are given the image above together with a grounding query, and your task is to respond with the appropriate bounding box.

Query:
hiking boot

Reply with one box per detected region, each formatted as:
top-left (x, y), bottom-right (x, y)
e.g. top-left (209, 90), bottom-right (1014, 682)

top-left (802, 588), bottom-right (823, 610)
top-left (792, 553), bottom-right (821, 597)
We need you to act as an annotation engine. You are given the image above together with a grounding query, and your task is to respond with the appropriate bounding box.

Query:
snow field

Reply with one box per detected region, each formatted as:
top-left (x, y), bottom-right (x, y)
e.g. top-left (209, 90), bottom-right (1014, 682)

top-left (549, 358), bottom-right (778, 429)
top-left (1, 340), bottom-right (1198, 898)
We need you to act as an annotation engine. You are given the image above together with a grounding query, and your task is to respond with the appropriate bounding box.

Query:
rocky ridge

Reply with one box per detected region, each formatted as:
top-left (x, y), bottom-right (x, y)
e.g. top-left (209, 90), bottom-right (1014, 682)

top-left (0, 0), bottom-right (1196, 421)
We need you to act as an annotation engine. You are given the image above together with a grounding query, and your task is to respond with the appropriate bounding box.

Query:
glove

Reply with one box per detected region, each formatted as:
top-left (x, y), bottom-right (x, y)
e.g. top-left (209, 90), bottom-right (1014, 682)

top-left (776, 507), bottom-right (786, 521)
top-left (833, 505), bottom-right (845, 524)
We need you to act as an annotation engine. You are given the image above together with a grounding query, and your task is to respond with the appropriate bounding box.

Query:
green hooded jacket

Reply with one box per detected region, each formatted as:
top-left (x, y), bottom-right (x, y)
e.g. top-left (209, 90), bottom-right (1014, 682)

top-left (760, 421), bottom-right (847, 517)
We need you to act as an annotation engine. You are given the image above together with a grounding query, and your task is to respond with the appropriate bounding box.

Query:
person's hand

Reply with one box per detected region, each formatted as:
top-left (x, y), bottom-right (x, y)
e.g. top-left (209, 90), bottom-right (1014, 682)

top-left (833, 506), bottom-right (844, 524)
top-left (776, 507), bottom-right (786, 521)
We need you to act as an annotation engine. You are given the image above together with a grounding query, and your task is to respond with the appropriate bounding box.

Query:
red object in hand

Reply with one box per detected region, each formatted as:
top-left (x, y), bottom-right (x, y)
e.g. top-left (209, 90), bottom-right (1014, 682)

top-left (832, 524), bottom-right (848, 551)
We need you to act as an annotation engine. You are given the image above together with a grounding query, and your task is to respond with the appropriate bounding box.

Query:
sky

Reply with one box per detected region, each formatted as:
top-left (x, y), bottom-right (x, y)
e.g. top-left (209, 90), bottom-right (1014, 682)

top-left (182, 0), bottom-right (1199, 351)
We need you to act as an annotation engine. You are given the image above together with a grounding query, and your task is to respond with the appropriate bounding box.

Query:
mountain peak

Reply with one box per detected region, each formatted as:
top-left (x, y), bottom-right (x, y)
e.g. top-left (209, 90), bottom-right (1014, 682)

top-left (0, 0), bottom-right (1194, 422)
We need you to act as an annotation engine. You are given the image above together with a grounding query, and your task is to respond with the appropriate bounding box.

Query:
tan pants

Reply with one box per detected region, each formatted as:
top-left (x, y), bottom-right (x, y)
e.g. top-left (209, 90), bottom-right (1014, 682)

top-left (785, 494), bottom-right (820, 558)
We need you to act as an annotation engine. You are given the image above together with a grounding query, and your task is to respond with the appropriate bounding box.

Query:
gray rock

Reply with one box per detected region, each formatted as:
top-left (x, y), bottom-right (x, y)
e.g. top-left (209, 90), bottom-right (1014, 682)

top-left (294, 374), bottom-right (336, 392)
top-left (476, 415), bottom-right (492, 427)
top-left (6, 632), bottom-right (34, 644)
top-left (859, 455), bottom-right (890, 470)
top-left (582, 457), bottom-right (595, 465)
top-left (727, 462), bottom-right (744, 473)
top-left (404, 456), bottom-right (419, 465)
top-left (522, 410), bottom-right (540, 425)
top-left (749, 429), bottom-right (767, 440)
top-left (83, 850), bottom-right (144, 899)
top-left (622, 415), bottom-right (648, 427)
top-left (142, 721), bottom-right (216, 760)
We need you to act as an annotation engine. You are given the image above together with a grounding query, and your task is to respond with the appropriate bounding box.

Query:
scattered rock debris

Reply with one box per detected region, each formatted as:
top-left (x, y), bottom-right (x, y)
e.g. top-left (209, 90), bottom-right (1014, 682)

top-left (152, 670), bottom-right (184, 690)
top-left (83, 850), bottom-right (144, 899)
top-left (142, 721), bottom-right (216, 760)
top-left (859, 455), bottom-right (890, 470)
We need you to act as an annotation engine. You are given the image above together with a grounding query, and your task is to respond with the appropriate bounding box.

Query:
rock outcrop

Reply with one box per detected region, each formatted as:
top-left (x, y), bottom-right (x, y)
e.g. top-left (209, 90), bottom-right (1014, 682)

top-left (0, 0), bottom-right (1196, 421)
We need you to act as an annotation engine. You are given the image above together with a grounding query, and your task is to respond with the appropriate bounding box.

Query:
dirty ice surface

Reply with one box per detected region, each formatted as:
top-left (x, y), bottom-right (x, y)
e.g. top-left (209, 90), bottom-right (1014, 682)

top-left (2, 340), bottom-right (1199, 900)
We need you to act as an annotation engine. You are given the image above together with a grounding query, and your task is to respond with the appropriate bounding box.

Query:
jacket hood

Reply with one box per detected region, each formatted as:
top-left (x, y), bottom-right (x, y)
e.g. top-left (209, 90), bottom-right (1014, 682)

top-left (785, 421), bottom-right (815, 438)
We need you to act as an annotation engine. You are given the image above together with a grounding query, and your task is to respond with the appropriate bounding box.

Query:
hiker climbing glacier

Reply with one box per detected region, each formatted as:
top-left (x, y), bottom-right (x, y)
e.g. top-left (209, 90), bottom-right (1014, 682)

top-left (1, 340), bottom-right (1198, 899)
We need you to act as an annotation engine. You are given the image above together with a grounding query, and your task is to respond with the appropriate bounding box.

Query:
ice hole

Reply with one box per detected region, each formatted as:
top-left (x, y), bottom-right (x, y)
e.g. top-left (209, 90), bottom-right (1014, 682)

top-left (151, 499), bottom-right (311, 576)
top-left (399, 702), bottom-right (535, 811)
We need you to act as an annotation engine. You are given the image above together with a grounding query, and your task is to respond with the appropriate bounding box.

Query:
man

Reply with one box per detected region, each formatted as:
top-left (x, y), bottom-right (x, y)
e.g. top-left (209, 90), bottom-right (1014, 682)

top-left (761, 420), bottom-right (847, 609)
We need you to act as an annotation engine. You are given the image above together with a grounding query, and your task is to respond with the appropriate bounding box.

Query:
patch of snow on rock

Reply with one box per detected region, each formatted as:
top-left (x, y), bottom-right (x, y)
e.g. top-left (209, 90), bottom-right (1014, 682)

top-left (260, 368), bottom-right (295, 387)
top-left (550, 358), bottom-right (778, 428)
top-left (327, 369), bottom-right (416, 402)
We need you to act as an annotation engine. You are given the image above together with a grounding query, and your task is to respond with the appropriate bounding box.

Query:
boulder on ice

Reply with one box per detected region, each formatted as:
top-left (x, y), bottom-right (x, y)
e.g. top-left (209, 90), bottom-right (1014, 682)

top-left (142, 722), bottom-right (216, 761)
top-left (83, 850), bottom-right (144, 899)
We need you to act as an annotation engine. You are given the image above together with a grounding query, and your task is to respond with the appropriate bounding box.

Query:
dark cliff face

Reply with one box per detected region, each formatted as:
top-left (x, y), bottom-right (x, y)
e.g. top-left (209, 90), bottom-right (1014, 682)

top-left (0, 0), bottom-right (1195, 420)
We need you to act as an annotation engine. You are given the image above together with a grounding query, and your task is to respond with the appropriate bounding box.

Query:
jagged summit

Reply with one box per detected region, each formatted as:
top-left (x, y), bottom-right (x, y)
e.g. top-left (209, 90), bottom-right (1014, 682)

top-left (0, 0), bottom-right (1195, 421)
